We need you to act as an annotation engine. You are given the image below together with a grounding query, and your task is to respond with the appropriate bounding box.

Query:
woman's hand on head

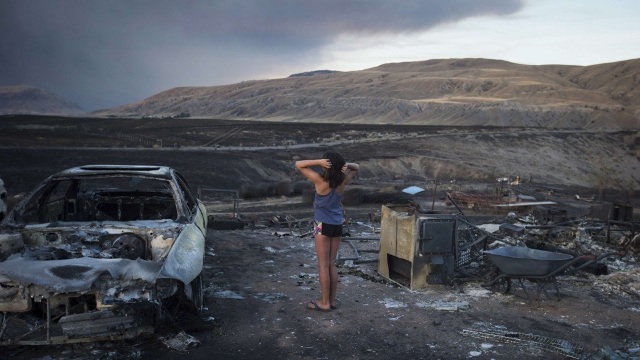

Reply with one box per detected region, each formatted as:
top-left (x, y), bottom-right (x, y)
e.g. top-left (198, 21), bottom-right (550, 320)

top-left (341, 164), bottom-right (347, 173)
top-left (319, 159), bottom-right (332, 169)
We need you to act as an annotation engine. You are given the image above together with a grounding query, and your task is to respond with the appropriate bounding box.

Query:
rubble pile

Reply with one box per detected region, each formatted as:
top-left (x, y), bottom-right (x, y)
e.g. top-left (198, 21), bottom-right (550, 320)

top-left (494, 214), bottom-right (640, 300)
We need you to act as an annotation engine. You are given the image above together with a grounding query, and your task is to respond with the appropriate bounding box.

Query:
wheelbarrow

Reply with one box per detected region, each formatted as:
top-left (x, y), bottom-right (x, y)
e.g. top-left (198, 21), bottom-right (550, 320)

top-left (483, 246), bottom-right (624, 300)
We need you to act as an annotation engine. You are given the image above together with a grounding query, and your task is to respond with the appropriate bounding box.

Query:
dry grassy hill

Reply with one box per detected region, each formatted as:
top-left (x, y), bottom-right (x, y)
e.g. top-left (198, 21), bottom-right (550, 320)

top-left (96, 58), bottom-right (640, 129)
top-left (0, 86), bottom-right (85, 116)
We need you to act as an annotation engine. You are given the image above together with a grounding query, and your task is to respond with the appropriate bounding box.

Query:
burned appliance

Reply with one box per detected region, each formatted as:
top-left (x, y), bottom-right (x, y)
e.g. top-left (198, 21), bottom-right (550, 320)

top-left (378, 205), bottom-right (457, 288)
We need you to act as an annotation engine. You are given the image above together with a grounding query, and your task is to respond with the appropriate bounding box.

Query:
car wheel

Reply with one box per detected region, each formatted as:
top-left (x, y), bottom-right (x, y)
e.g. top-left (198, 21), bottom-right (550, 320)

top-left (189, 272), bottom-right (204, 312)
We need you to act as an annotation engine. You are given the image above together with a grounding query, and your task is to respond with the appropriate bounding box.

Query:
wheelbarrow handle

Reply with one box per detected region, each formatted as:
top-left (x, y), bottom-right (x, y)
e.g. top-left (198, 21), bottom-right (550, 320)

top-left (572, 251), bottom-right (625, 272)
top-left (596, 251), bottom-right (626, 260)
top-left (547, 255), bottom-right (595, 277)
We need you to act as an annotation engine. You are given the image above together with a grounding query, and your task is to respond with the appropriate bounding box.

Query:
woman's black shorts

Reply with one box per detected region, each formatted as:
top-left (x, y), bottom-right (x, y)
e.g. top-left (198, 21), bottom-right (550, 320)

top-left (314, 221), bottom-right (343, 237)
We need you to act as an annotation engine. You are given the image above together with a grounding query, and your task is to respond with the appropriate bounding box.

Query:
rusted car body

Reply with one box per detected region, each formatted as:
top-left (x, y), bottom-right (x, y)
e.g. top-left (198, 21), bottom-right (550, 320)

top-left (0, 165), bottom-right (207, 345)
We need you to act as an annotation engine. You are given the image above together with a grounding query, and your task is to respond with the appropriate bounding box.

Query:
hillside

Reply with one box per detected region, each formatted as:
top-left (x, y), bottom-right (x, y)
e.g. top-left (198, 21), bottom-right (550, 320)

top-left (1, 116), bottom-right (638, 206)
top-left (0, 86), bottom-right (85, 116)
top-left (96, 58), bottom-right (640, 129)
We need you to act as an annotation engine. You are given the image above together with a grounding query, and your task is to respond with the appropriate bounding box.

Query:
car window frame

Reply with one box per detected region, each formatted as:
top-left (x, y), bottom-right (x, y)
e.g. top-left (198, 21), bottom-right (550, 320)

top-left (174, 171), bottom-right (198, 216)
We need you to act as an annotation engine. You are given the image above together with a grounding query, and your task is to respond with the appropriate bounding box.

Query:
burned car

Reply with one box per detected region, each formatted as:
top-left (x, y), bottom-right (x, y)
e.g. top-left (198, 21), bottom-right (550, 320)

top-left (0, 177), bottom-right (6, 220)
top-left (0, 165), bottom-right (207, 345)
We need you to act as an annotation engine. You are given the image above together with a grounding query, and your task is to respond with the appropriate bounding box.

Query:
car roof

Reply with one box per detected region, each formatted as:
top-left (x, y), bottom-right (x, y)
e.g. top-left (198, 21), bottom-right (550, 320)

top-left (53, 165), bottom-right (175, 179)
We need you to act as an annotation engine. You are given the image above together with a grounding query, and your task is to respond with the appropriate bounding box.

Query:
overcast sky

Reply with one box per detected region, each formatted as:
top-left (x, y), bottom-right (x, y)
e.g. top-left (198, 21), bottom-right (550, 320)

top-left (1, 0), bottom-right (639, 111)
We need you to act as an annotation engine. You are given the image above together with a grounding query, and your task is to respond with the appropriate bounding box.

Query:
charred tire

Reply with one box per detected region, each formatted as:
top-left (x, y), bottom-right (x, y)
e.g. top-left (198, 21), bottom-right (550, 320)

top-left (162, 274), bottom-right (203, 315)
top-left (208, 218), bottom-right (245, 230)
top-left (190, 272), bottom-right (204, 313)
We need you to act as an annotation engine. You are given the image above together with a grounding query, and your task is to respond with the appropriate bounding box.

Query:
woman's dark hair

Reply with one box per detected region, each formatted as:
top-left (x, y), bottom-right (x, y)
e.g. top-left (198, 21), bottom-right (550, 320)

top-left (322, 150), bottom-right (346, 188)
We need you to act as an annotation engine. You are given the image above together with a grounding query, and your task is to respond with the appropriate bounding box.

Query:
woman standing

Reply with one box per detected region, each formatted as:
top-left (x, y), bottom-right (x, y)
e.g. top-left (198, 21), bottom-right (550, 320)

top-left (295, 150), bottom-right (359, 312)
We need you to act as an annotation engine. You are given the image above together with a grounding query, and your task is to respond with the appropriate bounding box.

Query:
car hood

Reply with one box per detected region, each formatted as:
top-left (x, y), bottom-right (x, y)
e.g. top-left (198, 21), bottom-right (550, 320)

top-left (0, 255), bottom-right (162, 293)
top-left (0, 219), bottom-right (204, 294)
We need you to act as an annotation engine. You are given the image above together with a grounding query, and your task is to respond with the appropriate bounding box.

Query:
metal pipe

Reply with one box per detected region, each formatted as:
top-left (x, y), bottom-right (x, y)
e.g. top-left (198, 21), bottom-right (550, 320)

top-left (341, 237), bottom-right (380, 241)
top-left (353, 258), bottom-right (378, 264)
top-left (46, 298), bottom-right (50, 341)
top-left (337, 240), bottom-right (360, 261)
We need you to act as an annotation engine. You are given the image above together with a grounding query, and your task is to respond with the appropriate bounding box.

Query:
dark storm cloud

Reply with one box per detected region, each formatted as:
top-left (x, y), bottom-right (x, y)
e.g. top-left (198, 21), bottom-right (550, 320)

top-left (0, 0), bottom-right (523, 111)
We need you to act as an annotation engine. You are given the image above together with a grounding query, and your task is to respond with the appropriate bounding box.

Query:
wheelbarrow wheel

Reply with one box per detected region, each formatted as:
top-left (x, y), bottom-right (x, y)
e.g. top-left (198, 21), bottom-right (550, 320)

top-left (491, 275), bottom-right (512, 293)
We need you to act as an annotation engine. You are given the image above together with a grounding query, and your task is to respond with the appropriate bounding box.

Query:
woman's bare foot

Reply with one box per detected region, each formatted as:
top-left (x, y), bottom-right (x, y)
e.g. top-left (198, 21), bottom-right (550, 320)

top-left (307, 300), bottom-right (332, 312)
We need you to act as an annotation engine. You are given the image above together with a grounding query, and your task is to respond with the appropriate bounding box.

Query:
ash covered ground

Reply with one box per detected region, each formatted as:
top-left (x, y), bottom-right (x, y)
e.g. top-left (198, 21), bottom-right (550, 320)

top-left (1, 116), bottom-right (639, 359)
